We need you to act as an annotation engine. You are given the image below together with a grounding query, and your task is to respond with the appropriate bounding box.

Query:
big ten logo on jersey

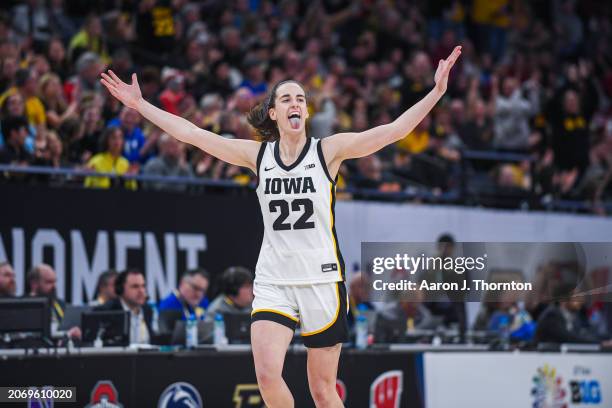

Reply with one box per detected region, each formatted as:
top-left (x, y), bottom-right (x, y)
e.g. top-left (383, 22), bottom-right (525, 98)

top-left (263, 177), bottom-right (316, 195)
top-left (370, 370), bottom-right (403, 408)
top-left (232, 384), bottom-right (264, 408)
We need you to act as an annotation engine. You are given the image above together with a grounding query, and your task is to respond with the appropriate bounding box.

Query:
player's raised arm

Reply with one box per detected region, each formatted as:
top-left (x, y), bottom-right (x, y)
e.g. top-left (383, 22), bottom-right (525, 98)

top-left (322, 46), bottom-right (462, 170)
top-left (100, 70), bottom-right (261, 172)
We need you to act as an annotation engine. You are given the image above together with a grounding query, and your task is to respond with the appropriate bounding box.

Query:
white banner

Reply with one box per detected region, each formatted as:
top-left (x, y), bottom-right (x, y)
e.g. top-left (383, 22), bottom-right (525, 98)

top-left (424, 352), bottom-right (612, 408)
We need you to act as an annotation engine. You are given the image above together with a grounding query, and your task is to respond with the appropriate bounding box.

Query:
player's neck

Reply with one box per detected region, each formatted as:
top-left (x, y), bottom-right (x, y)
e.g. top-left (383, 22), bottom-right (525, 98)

top-left (277, 132), bottom-right (307, 162)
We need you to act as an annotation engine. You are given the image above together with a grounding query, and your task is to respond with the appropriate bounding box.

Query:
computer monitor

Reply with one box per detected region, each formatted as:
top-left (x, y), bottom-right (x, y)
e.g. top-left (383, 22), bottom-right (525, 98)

top-left (81, 310), bottom-right (130, 346)
top-left (223, 313), bottom-right (251, 344)
top-left (0, 297), bottom-right (50, 339)
top-left (58, 305), bottom-right (92, 331)
top-left (374, 315), bottom-right (407, 343)
top-left (171, 320), bottom-right (214, 345)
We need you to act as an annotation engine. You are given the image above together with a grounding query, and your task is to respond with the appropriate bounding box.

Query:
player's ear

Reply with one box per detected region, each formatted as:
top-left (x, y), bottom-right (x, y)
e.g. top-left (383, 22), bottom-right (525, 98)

top-left (268, 107), bottom-right (277, 121)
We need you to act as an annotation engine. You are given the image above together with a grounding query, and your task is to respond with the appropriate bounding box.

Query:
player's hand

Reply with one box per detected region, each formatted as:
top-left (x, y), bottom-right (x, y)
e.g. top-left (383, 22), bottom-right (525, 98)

top-left (100, 70), bottom-right (143, 110)
top-left (434, 45), bottom-right (462, 94)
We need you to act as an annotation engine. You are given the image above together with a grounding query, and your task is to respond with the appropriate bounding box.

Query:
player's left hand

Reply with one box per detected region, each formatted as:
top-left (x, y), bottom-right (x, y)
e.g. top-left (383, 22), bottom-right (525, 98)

top-left (434, 45), bottom-right (462, 94)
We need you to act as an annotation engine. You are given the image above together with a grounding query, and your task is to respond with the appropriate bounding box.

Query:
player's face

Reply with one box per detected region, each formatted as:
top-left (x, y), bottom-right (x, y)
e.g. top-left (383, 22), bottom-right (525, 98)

top-left (269, 82), bottom-right (309, 136)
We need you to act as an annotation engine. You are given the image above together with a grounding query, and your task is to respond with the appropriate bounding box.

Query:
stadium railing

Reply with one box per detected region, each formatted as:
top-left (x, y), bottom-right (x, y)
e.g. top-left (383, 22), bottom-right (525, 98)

top-left (1, 148), bottom-right (610, 214)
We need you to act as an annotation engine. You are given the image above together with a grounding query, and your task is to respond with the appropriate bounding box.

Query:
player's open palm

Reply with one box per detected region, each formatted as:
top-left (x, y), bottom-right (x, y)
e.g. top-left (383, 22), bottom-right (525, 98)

top-left (434, 45), bottom-right (462, 94)
top-left (100, 70), bottom-right (142, 110)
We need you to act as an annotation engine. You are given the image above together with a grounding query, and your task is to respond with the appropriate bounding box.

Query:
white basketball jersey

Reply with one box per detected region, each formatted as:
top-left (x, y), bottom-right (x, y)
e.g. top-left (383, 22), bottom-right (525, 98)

top-left (254, 137), bottom-right (345, 285)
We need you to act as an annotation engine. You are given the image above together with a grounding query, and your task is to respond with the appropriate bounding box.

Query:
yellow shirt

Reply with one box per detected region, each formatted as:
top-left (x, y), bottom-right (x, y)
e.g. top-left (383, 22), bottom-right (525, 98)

top-left (472, 0), bottom-right (510, 28)
top-left (84, 152), bottom-right (135, 189)
top-left (396, 130), bottom-right (430, 154)
top-left (0, 88), bottom-right (46, 126)
top-left (25, 96), bottom-right (47, 126)
top-left (69, 30), bottom-right (111, 64)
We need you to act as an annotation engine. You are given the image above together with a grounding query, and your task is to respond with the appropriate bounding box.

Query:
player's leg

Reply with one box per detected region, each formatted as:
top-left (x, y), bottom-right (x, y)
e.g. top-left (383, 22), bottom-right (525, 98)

top-left (251, 320), bottom-right (294, 408)
top-left (251, 282), bottom-right (300, 408)
top-left (297, 282), bottom-right (349, 407)
top-left (307, 343), bottom-right (344, 408)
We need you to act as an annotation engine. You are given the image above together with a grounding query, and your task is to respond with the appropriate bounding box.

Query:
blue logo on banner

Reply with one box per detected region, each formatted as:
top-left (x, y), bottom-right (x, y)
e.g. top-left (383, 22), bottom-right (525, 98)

top-left (158, 382), bottom-right (203, 408)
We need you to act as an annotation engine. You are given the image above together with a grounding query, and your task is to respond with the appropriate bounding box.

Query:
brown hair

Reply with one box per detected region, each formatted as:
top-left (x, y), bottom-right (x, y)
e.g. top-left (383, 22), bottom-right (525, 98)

top-left (247, 79), bottom-right (305, 142)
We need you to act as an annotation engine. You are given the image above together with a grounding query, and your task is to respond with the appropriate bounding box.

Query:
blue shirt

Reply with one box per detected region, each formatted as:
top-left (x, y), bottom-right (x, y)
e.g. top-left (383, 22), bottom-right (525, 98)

top-left (107, 118), bottom-right (148, 164)
top-left (158, 290), bottom-right (209, 320)
top-left (239, 80), bottom-right (267, 96)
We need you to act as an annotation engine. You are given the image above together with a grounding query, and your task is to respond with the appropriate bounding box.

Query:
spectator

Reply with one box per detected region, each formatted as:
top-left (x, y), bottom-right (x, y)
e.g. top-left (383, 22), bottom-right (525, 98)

top-left (379, 289), bottom-right (438, 331)
top-left (158, 70), bottom-right (186, 116)
top-left (491, 75), bottom-right (540, 151)
top-left (421, 234), bottom-right (467, 330)
top-left (64, 52), bottom-right (103, 103)
top-left (46, 37), bottom-right (70, 81)
top-left (0, 92), bottom-right (37, 152)
top-left (459, 98), bottom-right (493, 150)
top-left (352, 155), bottom-right (401, 193)
top-left (84, 126), bottom-right (135, 189)
top-left (69, 15), bottom-right (110, 63)
top-left (38, 72), bottom-right (77, 129)
top-left (142, 133), bottom-right (193, 191)
top-left (0, 68), bottom-right (47, 129)
top-left (158, 269), bottom-right (210, 333)
top-left (139, 66), bottom-right (162, 107)
top-left (535, 284), bottom-right (609, 344)
top-left (0, 115), bottom-right (33, 165)
top-left (134, 0), bottom-right (180, 66)
top-left (0, 261), bottom-right (16, 297)
top-left (27, 263), bottom-right (81, 339)
top-left (347, 274), bottom-right (375, 328)
top-left (396, 116), bottom-right (431, 154)
top-left (205, 266), bottom-right (254, 321)
top-left (239, 58), bottom-right (267, 96)
top-left (96, 268), bottom-right (154, 345)
top-left (551, 89), bottom-right (590, 174)
top-left (89, 269), bottom-right (118, 306)
top-left (62, 103), bottom-right (103, 165)
top-left (108, 106), bottom-right (156, 166)
top-left (33, 130), bottom-right (65, 170)
top-left (11, 0), bottom-right (52, 50)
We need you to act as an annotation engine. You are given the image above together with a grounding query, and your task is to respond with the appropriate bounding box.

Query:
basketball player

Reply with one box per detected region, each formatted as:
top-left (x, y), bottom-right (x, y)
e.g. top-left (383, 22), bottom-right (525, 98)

top-left (101, 45), bottom-right (461, 408)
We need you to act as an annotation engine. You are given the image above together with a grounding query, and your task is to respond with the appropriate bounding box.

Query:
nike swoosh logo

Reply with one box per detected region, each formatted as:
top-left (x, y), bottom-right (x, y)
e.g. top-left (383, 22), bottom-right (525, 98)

top-left (264, 166), bottom-right (276, 171)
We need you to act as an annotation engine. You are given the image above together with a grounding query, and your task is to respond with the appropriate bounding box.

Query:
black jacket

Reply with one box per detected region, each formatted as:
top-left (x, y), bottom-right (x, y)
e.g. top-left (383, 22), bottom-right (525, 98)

top-left (535, 304), bottom-right (599, 344)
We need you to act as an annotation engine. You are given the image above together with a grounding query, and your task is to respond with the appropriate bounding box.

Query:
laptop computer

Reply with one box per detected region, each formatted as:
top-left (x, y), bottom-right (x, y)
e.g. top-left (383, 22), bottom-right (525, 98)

top-left (223, 313), bottom-right (251, 344)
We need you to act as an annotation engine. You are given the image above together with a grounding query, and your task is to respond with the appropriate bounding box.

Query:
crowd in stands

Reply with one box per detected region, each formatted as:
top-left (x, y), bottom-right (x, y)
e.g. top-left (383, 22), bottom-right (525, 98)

top-left (0, 0), bottom-right (611, 212)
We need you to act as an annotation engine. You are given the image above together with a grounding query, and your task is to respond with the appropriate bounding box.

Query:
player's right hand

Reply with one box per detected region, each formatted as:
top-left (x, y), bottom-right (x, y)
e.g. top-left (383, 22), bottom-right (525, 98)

top-left (100, 70), bottom-right (143, 110)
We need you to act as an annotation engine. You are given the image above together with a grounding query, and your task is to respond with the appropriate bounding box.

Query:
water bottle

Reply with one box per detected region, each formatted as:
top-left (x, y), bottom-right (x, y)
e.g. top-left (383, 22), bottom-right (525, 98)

top-left (186, 314), bottom-right (198, 348)
top-left (213, 313), bottom-right (227, 345)
top-left (94, 328), bottom-right (104, 348)
top-left (355, 314), bottom-right (368, 349)
top-left (148, 301), bottom-right (159, 335)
